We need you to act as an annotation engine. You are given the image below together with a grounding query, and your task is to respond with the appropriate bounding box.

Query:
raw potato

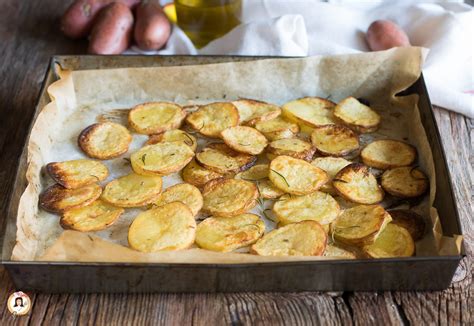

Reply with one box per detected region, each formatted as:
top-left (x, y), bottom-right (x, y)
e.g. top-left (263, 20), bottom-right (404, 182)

top-left (333, 163), bottom-right (384, 204)
top-left (381, 167), bottom-right (428, 198)
top-left (267, 138), bottom-right (316, 161)
top-left (39, 183), bottom-right (102, 214)
top-left (134, 1), bottom-right (171, 51)
top-left (332, 205), bottom-right (392, 246)
top-left (195, 214), bottom-right (265, 252)
top-left (146, 129), bottom-right (197, 151)
top-left (361, 139), bottom-right (416, 169)
top-left (235, 164), bottom-right (285, 199)
top-left (388, 209), bottom-right (425, 241)
top-left (221, 126), bottom-right (268, 155)
top-left (282, 97), bottom-right (336, 132)
top-left (310, 125), bottom-right (360, 157)
top-left (324, 244), bottom-right (357, 259)
top-left (153, 183), bottom-right (203, 216)
top-left (131, 142), bottom-right (195, 176)
top-left (366, 20), bottom-right (410, 51)
top-left (128, 102), bottom-right (186, 135)
top-left (196, 143), bottom-right (256, 174)
top-left (181, 159), bottom-right (223, 188)
top-left (311, 157), bottom-right (352, 194)
top-left (334, 97), bottom-right (381, 133)
top-left (255, 116), bottom-right (299, 140)
top-left (363, 223), bottom-right (415, 258)
top-left (251, 220), bottom-right (327, 256)
top-left (47, 159), bottom-right (109, 189)
top-left (232, 99), bottom-right (281, 126)
top-left (273, 191), bottom-right (340, 226)
top-left (61, 199), bottom-right (124, 232)
top-left (269, 156), bottom-right (329, 195)
top-left (202, 178), bottom-right (258, 217)
top-left (128, 202), bottom-right (196, 252)
top-left (186, 102), bottom-right (239, 138)
top-left (78, 122), bottom-right (132, 159)
top-left (101, 173), bottom-right (162, 207)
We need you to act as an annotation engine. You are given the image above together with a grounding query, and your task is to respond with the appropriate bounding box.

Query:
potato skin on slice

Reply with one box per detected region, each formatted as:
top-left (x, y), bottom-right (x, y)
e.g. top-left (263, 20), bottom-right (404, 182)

top-left (363, 223), bottom-right (415, 258)
top-left (269, 156), bottom-right (329, 195)
top-left (311, 157), bottom-right (352, 194)
top-left (78, 122), bottom-right (132, 159)
top-left (181, 159), bottom-right (223, 188)
top-left (333, 163), bottom-right (384, 204)
top-left (186, 102), bottom-right (239, 138)
top-left (195, 213), bottom-right (265, 252)
top-left (61, 199), bottom-right (124, 232)
top-left (202, 178), bottom-right (259, 217)
top-left (310, 124), bottom-right (359, 157)
top-left (102, 173), bottom-right (162, 207)
top-left (333, 97), bottom-right (381, 133)
top-left (381, 167), bottom-right (428, 198)
top-left (47, 159), bottom-right (109, 189)
top-left (267, 138), bottom-right (316, 161)
top-left (40, 183), bottom-right (102, 214)
top-left (282, 97), bottom-right (336, 132)
top-left (361, 139), bottom-right (416, 170)
top-left (388, 209), bottom-right (425, 241)
top-left (128, 202), bottom-right (196, 252)
top-left (196, 143), bottom-right (257, 174)
top-left (251, 220), bottom-right (327, 256)
top-left (221, 126), bottom-right (268, 155)
top-left (128, 102), bottom-right (186, 135)
top-left (146, 129), bottom-right (197, 151)
top-left (232, 99), bottom-right (281, 126)
top-left (254, 116), bottom-right (299, 140)
top-left (153, 183), bottom-right (203, 216)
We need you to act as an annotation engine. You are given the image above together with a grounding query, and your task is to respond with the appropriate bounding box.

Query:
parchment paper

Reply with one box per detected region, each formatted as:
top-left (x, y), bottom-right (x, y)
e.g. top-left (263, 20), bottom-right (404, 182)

top-left (12, 47), bottom-right (463, 263)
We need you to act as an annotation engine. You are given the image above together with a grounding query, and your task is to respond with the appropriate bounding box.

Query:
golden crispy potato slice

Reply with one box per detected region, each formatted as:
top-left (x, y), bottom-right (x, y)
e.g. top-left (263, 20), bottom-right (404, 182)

top-left (388, 209), bottom-right (425, 241)
top-left (78, 122), bottom-right (132, 160)
top-left (128, 202), bottom-right (196, 252)
top-left (269, 156), bottom-right (329, 195)
top-left (361, 140), bottom-right (416, 170)
top-left (273, 191), bottom-right (340, 226)
top-left (181, 159), bottom-right (223, 188)
top-left (310, 125), bottom-right (359, 157)
top-left (61, 199), bottom-right (124, 232)
top-left (47, 159), bottom-right (109, 189)
top-left (39, 183), bottom-right (102, 214)
top-left (256, 180), bottom-right (286, 199)
top-left (186, 102), bottom-right (239, 138)
top-left (146, 129), bottom-right (197, 152)
top-left (153, 183), bottom-right (203, 216)
top-left (251, 220), bottom-right (327, 256)
top-left (333, 97), bottom-right (381, 133)
top-left (282, 97), bottom-right (336, 132)
top-left (128, 102), bottom-right (186, 135)
top-left (202, 178), bottom-right (259, 217)
top-left (363, 223), bottom-right (415, 258)
top-left (101, 173), bottom-right (162, 207)
top-left (235, 164), bottom-right (285, 199)
top-left (324, 244), bottom-right (357, 259)
top-left (381, 167), bottom-right (428, 198)
top-left (331, 205), bottom-right (392, 246)
top-left (267, 138), bottom-right (316, 161)
top-left (195, 213), bottom-right (265, 252)
top-left (333, 163), bottom-right (384, 204)
top-left (196, 143), bottom-right (257, 174)
top-left (131, 142), bottom-right (195, 176)
top-left (311, 157), bottom-right (352, 194)
top-left (254, 116), bottom-right (299, 140)
top-left (221, 126), bottom-right (268, 155)
top-left (232, 99), bottom-right (281, 126)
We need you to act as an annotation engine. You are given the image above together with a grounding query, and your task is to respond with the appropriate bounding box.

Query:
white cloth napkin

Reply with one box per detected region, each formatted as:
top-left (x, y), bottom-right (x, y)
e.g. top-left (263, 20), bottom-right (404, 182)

top-left (130, 0), bottom-right (474, 118)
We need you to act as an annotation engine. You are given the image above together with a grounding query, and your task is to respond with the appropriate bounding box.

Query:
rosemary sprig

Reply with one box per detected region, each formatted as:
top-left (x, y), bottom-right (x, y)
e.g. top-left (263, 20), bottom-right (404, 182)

top-left (270, 169), bottom-right (290, 187)
top-left (183, 133), bottom-right (194, 146)
top-left (141, 154), bottom-right (147, 165)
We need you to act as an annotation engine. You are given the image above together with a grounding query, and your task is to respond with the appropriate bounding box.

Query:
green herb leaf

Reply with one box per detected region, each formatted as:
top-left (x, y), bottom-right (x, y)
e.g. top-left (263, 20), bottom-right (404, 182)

top-left (270, 169), bottom-right (290, 187)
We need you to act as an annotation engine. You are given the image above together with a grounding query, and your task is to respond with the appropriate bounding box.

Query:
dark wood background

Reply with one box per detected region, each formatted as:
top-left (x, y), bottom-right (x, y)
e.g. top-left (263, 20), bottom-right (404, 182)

top-left (0, 1), bottom-right (472, 324)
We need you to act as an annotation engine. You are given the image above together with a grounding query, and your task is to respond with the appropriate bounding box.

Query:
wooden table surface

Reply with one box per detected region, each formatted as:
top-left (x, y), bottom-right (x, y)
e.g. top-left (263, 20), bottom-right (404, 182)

top-left (0, 1), bottom-right (472, 325)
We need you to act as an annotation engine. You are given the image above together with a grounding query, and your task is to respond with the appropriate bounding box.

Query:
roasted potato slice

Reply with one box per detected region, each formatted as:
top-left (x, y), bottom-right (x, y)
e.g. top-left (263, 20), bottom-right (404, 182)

top-left (146, 129), bottom-right (197, 151)
top-left (333, 97), bottom-right (381, 133)
top-left (269, 156), bottom-right (329, 195)
top-left (232, 99), bottom-right (281, 126)
top-left (47, 159), bottom-right (109, 189)
top-left (131, 142), bottom-right (195, 176)
top-left (388, 209), bottom-right (426, 241)
top-left (195, 213), bottom-right (265, 252)
top-left (381, 167), bottom-right (428, 198)
top-left (221, 126), bottom-right (268, 155)
top-left (333, 163), bottom-right (384, 204)
top-left (310, 125), bottom-right (359, 157)
top-left (39, 183), bottom-right (102, 214)
top-left (273, 191), bottom-right (340, 226)
top-left (256, 180), bottom-right (286, 199)
top-left (101, 173), bottom-right (162, 207)
top-left (282, 97), bottom-right (336, 132)
top-left (311, 157), bottom-right (352, 194)
top-left (235, 164), bottom-right (285, 199)
top-left (196, 143), bottom-right (256, 174)
top-left (331, 205), bottom-right (392, 246)
top-left (363, 223), bottom-right (415, 258)
top-left (128, 102), bottom-right (186, 135)
top-left (251, 220), bottom-right (327, 256)
top-left (254, 116), bottom-right (299, 140)
top-left (78, 122), bottom-right (132, 159)
top-left (361, 139), bottom-right (416, 170)
top-left (202, 178), bottom-right (258, 217)
top-left (186, 102), bottom-right (239, 138)
top-left (267, 138), bottom-right (316, 161)
top-left (181, 159), bottom-right (223, 188)
top-left (153, 183), bottom-right (203, 216)
top-left (61, 199), bottom-right (124, 232)
top-left (128, 202), bottom-right (196, 252)
top-left (324, 244), bottom-right (357, 259)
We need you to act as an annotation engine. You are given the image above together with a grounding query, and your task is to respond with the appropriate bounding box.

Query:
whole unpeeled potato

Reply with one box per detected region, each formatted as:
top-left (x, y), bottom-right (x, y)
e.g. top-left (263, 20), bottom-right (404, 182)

top-left (134, 0), bottom-right (171, 51)
top-left (366, 20), bottom-right (410, 51)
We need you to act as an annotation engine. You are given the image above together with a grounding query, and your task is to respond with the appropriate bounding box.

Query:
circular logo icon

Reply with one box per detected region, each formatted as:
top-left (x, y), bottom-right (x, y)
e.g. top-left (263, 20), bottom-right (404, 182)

top-left (7, 291), bottom-right (31, 316)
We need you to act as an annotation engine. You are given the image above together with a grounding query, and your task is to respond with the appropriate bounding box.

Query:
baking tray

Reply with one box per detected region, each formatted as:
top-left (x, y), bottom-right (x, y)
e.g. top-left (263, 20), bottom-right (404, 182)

top-left (0, 55), bottom-right (465, 293)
